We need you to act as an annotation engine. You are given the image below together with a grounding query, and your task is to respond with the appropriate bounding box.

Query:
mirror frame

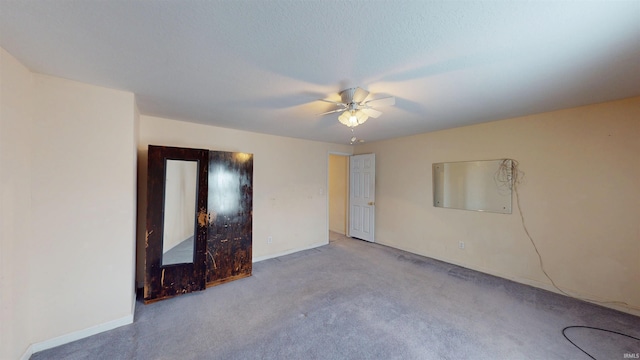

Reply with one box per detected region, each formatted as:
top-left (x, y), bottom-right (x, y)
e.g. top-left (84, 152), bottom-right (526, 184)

top-left (144, 145), bottom-right (209, 303)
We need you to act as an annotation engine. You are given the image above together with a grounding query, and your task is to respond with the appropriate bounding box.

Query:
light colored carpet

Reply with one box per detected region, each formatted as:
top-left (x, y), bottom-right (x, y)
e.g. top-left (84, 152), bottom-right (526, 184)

top-left (31, 232), bottom-right (639, 359)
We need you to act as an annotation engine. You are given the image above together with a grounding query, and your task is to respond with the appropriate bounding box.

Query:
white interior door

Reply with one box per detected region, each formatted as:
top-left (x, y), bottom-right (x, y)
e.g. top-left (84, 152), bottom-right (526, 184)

top-left (349, 154), bottom-right (375, 242)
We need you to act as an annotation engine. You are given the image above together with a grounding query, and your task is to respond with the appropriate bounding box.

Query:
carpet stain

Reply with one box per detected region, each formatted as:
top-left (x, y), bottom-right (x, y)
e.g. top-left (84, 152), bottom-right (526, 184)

top-left (447, 267), bottom-right (477, 281)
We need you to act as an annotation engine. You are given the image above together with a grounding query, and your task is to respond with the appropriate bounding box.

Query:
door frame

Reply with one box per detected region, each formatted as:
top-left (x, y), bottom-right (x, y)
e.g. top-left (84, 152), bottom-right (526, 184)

top-left (327, 152), bottom-right (351, 243)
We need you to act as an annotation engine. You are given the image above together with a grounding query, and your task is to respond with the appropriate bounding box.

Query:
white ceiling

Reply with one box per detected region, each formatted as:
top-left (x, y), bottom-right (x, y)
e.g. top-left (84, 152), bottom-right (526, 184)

top-left (1, 1), bottom-right (639, 144)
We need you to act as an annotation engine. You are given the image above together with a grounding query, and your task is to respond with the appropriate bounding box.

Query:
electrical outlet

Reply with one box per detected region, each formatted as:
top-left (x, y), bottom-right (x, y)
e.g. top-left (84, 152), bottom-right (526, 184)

top-left (267, 236), bottom-right (273, 244)
top-left (458, 241), bottom-right (465, 250)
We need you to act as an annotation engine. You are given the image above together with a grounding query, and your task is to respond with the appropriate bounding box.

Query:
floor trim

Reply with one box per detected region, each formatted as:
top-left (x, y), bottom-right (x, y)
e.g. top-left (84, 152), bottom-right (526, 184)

top-left (23, 313), bottom-right (134, 359)
top-left (253, 241), bottom-right (327, 263)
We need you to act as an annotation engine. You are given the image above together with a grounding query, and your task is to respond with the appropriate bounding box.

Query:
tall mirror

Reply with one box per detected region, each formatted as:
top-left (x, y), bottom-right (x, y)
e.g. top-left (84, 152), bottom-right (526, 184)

top-left (145, 146), bottom-right (208, 303)
top-left (433, 159), bottom-right (512, 214)
top-left (162, 160), bottom-right (198, 266)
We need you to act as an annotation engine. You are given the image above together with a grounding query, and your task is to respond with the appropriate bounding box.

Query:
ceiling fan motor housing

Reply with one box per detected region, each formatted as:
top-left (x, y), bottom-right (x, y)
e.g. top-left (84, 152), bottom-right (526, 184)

top-left (340, 88), bottom-right (357, 104)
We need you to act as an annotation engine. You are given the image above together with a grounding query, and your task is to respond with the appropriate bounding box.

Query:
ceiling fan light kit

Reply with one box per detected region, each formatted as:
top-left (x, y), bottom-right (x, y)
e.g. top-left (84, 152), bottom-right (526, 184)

top-left (338, 109), bottom-right (368, 128)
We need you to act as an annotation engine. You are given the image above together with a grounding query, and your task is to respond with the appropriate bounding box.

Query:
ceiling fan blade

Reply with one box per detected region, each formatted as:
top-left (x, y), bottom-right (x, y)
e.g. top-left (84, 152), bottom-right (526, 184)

top-left (364, 96), bottom-right (395, 108)
top-left (360, 108), bottom-right (382, 118)
top-left (319, 98), bottom-right (345, 105)
top-left (352, 87), bottom-right (370, 103)
top-left (317, 108), bottom-right (345, 116)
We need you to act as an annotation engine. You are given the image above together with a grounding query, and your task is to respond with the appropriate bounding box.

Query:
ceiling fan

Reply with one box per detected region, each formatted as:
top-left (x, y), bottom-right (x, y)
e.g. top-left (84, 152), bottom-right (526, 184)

top-left (318, 87), bottom-right (395, 128)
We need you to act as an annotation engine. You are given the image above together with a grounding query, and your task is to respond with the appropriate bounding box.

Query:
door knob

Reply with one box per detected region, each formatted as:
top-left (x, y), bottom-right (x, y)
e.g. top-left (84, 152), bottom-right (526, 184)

top-left (368, 201), bottom-right (375, 206)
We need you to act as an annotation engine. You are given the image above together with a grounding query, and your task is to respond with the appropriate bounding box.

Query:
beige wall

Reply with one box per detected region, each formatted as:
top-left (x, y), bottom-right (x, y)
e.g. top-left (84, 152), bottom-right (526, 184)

top-left (328, 154), bottom-right (348, 234)
top-left (0, 48), bottom-right (138, 359)
top-left (1, 48), bottom-right (35, 360)
top-left (137, 116), bottom-right (353, 285)
top-left (356, 97), bottom-right (640, 315)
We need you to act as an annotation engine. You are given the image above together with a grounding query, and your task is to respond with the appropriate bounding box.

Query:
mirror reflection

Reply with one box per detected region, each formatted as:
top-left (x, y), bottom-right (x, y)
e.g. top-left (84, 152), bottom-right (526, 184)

top-left (162, 159), bottom-right (198, 265)
top-left (433, 159), bottom-right (512, 214)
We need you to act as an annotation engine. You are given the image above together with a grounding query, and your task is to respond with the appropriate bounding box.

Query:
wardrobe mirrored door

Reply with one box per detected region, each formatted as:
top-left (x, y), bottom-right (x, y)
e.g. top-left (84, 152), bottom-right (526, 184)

top-left (144, 145), bottom-right (209, 303)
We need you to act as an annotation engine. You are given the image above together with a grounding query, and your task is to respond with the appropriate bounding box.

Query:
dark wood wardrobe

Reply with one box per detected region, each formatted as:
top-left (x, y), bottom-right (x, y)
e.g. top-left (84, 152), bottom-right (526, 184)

top-left (144, 145), bottom-right (253, 303)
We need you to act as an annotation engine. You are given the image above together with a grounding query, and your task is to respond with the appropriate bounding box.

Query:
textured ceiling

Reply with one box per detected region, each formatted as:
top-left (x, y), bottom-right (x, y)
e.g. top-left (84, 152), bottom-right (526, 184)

top-left (1, 1), bottom-right (639, 144)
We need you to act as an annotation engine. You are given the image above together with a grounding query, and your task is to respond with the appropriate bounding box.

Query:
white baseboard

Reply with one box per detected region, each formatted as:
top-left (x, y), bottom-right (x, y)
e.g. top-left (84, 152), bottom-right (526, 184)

top-left (252, 241), bottom-right (327, 263)
top-left (375, 240), bottom-right (640, 317)
top-left (19, 344), bottom-right (33, 360)
top-left (20, 313), bottom-right (134, 360)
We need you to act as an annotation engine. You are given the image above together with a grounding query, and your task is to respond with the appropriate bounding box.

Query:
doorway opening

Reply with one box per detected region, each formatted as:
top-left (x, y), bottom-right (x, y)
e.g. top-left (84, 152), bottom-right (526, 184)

top-left (328, 153), bottom-right (349, 243)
